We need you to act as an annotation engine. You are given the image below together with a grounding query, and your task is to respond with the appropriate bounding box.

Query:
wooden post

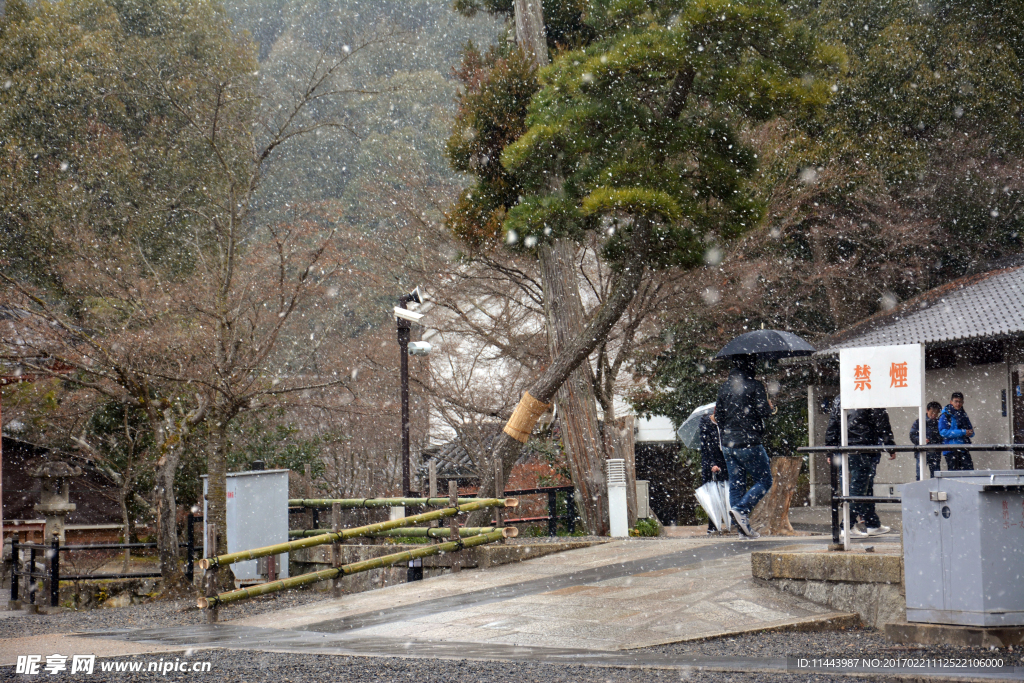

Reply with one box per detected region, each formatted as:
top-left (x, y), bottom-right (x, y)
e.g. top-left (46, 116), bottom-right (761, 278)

top-left (205, 524), bottom-right (219, 623)
top-left (304, 464), bottom-right (313, 530)
top-left (493, 459), bottom-right (505, 542)
top-left (428, 461), bottom-right (438, 532)
top-left (331, 503), bottom-right (343, 597)
top-left (448, 481), bottom-right (461, 573)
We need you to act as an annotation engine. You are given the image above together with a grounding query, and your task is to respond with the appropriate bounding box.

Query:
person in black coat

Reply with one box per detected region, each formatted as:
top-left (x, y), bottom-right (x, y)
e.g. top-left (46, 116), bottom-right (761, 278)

top-left (716, 356), bottom-right (776, 537)
top-left (909, 401), bottom-right (943, 478)
top-left (825, 396), bottom-right (896, 537)
top-left (698, 410), bottom-right (728, 533)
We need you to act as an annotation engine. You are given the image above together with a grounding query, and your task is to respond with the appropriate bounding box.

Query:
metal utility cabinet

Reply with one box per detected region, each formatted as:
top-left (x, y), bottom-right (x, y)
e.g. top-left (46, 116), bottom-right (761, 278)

top-left (902, 471), bottom-right (1024, 626)
top-left (202, 469), bottom-right (290, 583)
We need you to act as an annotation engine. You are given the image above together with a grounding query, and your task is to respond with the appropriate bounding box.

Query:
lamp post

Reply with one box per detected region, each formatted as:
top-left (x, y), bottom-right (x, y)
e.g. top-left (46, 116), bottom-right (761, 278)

top-left (394, 288), bottom-right (429, 497)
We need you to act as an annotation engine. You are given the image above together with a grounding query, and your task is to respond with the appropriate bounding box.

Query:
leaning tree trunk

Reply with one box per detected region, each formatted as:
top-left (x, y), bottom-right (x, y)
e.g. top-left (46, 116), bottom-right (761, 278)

top-left (504, 1), bottom-right (614, 535)
top-left (473, 220), bottom-right (651, 524)
top-left (540, 240), bottom-right (609, 535)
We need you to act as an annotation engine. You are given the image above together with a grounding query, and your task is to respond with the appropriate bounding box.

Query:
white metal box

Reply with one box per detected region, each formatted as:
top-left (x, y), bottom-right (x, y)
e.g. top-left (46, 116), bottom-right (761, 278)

top-left (202, 469), bottom-right (289, 583)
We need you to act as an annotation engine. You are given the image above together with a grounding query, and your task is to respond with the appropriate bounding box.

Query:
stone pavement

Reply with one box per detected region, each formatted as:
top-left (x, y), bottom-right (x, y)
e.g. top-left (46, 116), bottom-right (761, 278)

top-left (227, 536), bottom-right (853, 650)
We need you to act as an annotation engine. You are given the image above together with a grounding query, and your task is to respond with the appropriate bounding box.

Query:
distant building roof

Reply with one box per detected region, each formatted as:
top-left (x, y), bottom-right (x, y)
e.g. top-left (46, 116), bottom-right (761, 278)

top-left (817, 264), bottom-right (1024, 355)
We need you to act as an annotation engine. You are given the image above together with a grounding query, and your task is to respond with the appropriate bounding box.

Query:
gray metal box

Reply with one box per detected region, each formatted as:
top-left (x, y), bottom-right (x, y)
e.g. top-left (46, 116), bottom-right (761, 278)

top-left (902, 470), bottom-right (1024, 626)
top-left (203, 469), bottom-right (290, 583)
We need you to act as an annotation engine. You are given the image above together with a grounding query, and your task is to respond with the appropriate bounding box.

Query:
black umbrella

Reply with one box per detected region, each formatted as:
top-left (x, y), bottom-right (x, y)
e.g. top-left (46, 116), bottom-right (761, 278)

top-left (715, 329), bottom-right (815, 361)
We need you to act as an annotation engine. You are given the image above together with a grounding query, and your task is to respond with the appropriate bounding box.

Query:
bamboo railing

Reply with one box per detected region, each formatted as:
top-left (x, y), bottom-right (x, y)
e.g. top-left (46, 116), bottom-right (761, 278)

top-left (198, 498), bottom-right (517, 570)
top-left (288, 526), bottom-right (506, 539)
top-left (198, 528), bottom-right (511, 609)
top-left (290, 497), bottom-right (479, 508)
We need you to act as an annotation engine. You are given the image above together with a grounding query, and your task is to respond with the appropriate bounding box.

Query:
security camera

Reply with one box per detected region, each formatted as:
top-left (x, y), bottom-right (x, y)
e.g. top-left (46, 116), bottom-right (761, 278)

top-left (408, 341), bottom-right (432, 356)
top-left (399, 286), bottom-right (424, 306)
top-left (394, 306), bottom-right (424, 323)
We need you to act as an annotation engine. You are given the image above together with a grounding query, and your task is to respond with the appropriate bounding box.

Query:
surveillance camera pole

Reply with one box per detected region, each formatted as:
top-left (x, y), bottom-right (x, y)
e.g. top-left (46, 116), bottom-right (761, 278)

top-left (397, 295), bottom-right (415, 497)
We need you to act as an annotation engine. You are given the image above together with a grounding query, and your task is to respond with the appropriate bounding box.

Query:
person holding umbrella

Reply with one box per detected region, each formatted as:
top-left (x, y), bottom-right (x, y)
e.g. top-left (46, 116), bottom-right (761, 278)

top-left (716, 355), bottom-right (776, 538)
top-left (713, 330), bottom-right (814, 538)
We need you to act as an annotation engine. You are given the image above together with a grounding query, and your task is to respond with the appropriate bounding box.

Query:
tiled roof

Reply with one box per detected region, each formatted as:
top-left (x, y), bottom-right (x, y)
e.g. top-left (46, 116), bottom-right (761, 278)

top-left (418, 437), bottom-right (481, 480)
top-left (418, 427), bottom-right (539, 480)
top-left (818, 264), bottom-right (1024, 355)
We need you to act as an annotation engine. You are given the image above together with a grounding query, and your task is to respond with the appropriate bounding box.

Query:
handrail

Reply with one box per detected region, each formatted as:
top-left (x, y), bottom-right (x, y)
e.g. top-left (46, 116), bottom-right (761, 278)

top-left (797, 444), bottom-right (1024, 546)
top-left (799, 444), bottom-right (1024, 452)
top-left (199, 497), bottom-right (517, 570)
top-left (198, 528), bottom-right (513, 609)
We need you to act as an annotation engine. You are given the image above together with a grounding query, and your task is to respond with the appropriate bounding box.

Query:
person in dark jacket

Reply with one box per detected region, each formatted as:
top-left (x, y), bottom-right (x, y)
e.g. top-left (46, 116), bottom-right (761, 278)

top-left (825, 396), bottom-right (897, 537)
top-left (910, 401), bottom-right (944, 479)
top-left (938, 392), bottom-right (975, 471)
top-left (698, 410), bottom-right (728, 534)
top-left (716, 356), bottom-right (776, 538)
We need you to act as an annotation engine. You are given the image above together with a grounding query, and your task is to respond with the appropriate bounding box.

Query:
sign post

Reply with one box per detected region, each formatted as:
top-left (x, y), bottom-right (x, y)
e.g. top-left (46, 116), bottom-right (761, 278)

top-left (838, 344), bottom-right (925, 550)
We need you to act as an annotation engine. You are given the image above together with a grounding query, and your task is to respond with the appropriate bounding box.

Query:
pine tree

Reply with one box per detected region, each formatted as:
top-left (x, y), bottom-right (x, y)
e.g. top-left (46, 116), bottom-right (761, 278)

top-left (448, 0), bottom-right (842, 509)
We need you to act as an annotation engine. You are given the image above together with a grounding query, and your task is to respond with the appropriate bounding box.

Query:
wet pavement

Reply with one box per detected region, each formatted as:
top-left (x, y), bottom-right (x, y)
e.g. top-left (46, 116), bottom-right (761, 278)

top-left (59, 536), bottom-right (1024, 679)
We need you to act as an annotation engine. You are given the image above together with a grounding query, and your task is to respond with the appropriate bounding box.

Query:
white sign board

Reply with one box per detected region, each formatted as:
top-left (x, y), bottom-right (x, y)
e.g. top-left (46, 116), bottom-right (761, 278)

top-left (839, 344), bottom-right (925, 409)
top-left (203, 469), bottom-right (289, 581)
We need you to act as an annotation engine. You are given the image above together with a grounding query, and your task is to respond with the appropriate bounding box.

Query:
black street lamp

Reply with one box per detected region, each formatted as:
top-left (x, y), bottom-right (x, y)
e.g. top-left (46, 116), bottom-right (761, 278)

top-left (394, 287), bottom-right (428, 497)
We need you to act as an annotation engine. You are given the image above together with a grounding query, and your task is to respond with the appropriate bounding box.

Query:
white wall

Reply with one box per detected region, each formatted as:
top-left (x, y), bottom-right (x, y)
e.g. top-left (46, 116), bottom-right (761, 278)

top-left (871, 361), bottom-right (1013, 489)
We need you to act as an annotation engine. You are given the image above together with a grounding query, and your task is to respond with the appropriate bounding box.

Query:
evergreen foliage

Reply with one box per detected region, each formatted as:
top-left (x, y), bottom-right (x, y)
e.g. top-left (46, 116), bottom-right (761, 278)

top-left (449, 0), bottom-right (843, 272)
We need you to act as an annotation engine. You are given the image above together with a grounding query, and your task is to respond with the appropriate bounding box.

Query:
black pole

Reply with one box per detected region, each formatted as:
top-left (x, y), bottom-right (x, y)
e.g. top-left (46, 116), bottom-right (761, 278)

top-left (49, 534), bottom-right (59, 607)
top-left (10, 535), bottom-right (18, 604)
top-left (28, 546), bottom-right (36, 606)
top-left (830, 454), bottom-right (840, 544)
top-left (398, 318), bottom-right (411, 498)
top-left (566, 494), bottom-right (577, 534)
top-left (186, 513), bottom-right (195, 585)
top-left (548, 490), bottom-right (557, 536)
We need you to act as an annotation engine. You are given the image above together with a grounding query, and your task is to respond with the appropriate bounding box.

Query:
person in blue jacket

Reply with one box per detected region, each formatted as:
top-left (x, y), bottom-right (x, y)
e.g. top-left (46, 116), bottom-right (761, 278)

top-left (938, 392), bottom-right (975, 471)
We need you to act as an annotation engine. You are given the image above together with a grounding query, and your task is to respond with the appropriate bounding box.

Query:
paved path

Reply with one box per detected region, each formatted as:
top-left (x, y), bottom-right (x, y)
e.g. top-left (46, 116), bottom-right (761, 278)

top-left (88, 537), bottom-right (853, 653)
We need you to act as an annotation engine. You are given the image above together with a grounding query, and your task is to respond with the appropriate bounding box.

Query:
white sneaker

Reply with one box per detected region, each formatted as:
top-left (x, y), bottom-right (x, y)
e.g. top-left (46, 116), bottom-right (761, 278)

top-left (840, 526), bottom-right (869, 539)
top-left (866, 525), bottom-right (891, 536)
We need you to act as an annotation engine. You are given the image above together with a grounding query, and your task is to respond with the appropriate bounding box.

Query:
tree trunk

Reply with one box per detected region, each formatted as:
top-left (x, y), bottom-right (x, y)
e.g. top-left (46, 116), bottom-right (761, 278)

top-left (514, 0), bottom-right (548, 66)
top-left (119, 486), bottom-right (131, 573)
top-left (206, 415), bottom-right (229, 558)
top-left (151, 398), bottom-right (206, 586)
top-left (540, 239), bottom-right (609, 535)
top-left (154, 441), bottom-right (183, 584)
top-left (473, 220), bottom-right (651, 523)
top-left (749, 456), bottom-right (803, 536)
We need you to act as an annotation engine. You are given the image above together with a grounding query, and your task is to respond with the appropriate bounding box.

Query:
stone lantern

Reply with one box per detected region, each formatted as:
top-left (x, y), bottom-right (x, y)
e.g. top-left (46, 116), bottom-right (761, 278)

top-left (30, 460), bottom-right (82, 544)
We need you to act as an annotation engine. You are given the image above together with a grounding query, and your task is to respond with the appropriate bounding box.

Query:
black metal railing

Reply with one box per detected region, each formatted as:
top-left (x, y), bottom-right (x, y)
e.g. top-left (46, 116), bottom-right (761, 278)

top-left (497, 486), bottom-right (577, 536)
top-left (797, 444), bottom-right (1024, 544)
top-left (9, 513), bottom-right (204, 608)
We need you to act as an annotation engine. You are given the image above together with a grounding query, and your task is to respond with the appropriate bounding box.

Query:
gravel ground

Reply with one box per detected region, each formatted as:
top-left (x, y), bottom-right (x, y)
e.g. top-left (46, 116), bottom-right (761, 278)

top-left (648, 626), bottom-right (1023, 665)
top-left (0, 589), bottom-right (326, 640)
top-left (0, 648), bottom-right (899, 683)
